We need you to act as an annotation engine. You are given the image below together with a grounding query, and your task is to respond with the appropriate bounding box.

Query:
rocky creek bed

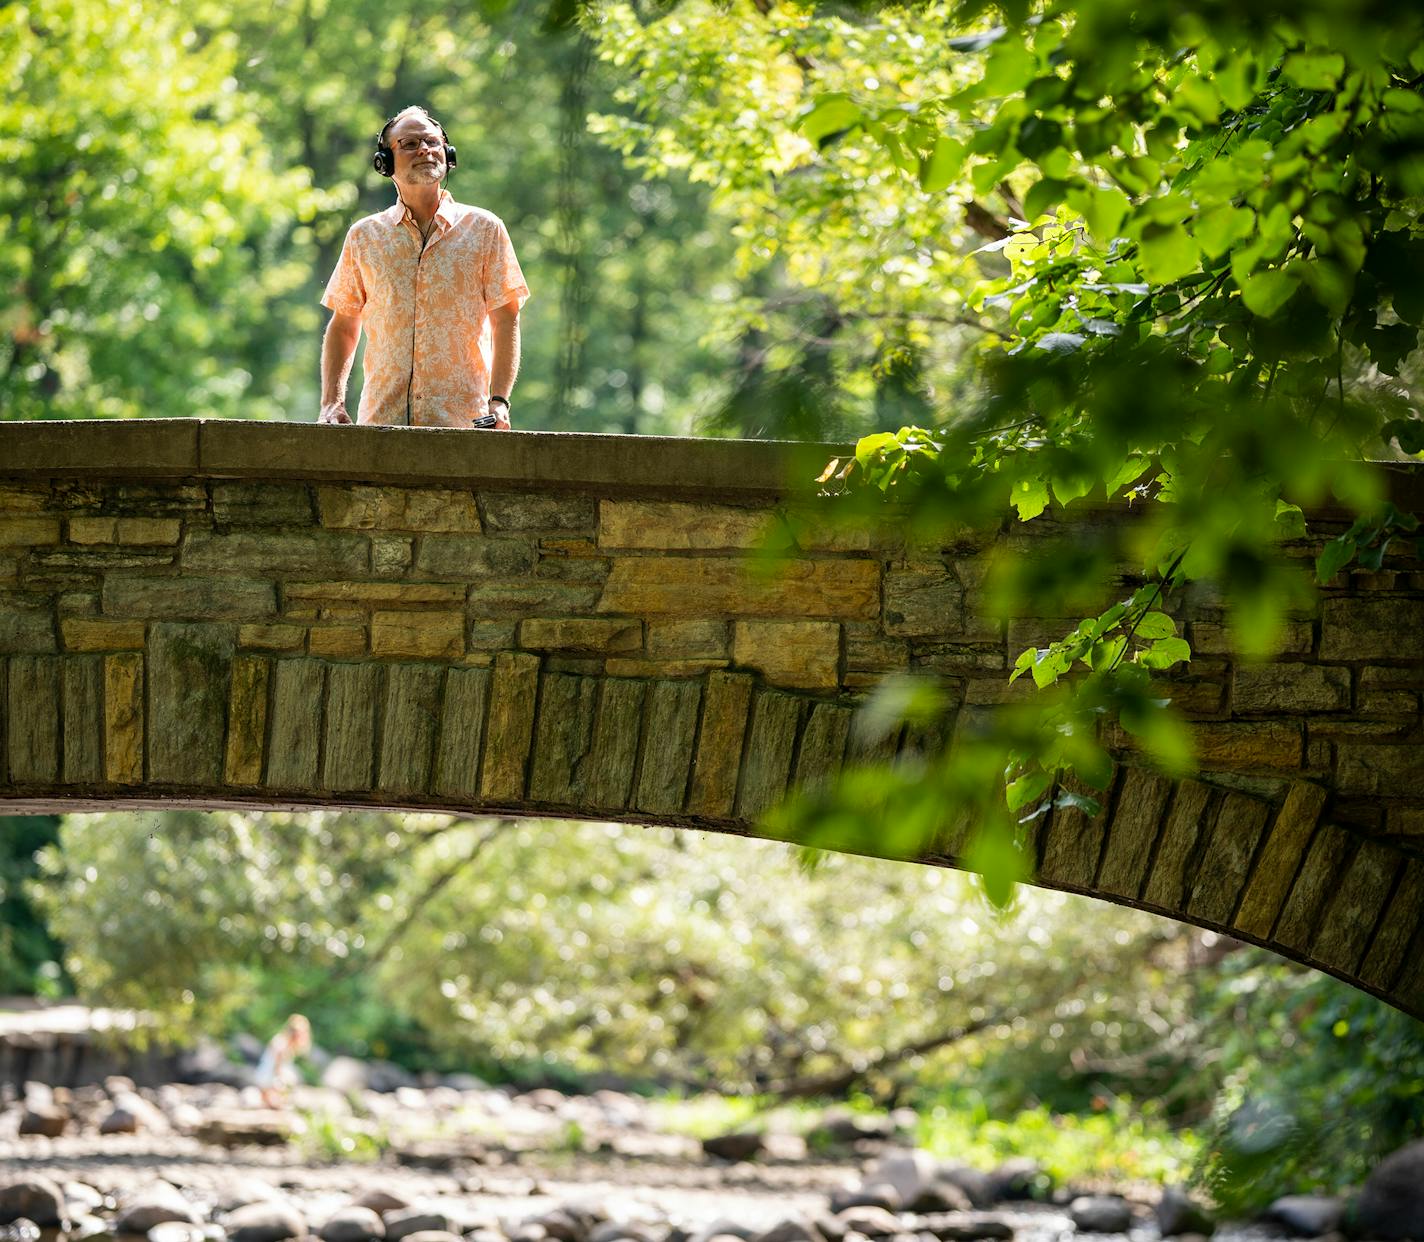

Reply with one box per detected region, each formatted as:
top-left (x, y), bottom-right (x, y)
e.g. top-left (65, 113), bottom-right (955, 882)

top-left (1, 1078), bottom-right (1419, 1242)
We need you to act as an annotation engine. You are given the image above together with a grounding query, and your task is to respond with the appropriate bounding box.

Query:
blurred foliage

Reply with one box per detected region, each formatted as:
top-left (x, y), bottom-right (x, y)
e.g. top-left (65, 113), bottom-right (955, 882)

top-left (0, 815), bottom-right (66, 995)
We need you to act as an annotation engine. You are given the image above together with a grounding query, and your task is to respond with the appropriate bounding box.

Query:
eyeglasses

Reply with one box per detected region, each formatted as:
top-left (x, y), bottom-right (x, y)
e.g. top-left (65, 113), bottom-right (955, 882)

top-left (396, 135), bottom-right (444, 152)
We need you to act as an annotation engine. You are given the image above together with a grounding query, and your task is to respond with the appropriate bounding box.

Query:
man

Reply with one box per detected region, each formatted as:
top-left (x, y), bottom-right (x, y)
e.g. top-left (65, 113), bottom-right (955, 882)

top-left (318, 106), bottom-right (529, 428)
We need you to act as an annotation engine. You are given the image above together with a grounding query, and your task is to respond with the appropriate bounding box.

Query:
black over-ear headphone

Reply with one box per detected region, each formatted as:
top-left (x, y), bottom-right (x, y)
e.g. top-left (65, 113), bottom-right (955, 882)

top-left (373, 112), bottom-right (458, 178)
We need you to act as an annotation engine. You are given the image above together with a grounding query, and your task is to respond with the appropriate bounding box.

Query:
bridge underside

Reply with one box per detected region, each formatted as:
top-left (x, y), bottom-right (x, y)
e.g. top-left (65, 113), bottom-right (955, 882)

top-left (1, 421), bottom-right (1422, 1021)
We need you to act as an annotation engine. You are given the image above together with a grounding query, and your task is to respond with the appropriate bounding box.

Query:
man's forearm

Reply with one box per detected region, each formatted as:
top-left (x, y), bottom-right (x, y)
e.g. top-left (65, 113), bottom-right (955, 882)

top-left (321, 320), bottom-right (360, 406)
top-left (490, 312), bottom-right (521, 398)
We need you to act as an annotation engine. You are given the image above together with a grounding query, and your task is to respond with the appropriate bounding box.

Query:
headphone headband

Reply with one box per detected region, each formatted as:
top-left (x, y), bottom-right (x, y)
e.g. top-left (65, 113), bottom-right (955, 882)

top-left (373, 111), bottom-right (457, 178)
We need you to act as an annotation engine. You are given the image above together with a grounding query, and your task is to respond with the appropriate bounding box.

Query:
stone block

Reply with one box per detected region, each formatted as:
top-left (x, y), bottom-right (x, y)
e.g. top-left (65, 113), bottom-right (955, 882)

top-left (910, 643), bottom-right (1003, 673)
top-left (379, 664), bottom-right (443, 797)
top-left (793, 701), bottom-right (853, 792)
top-left (732, 620), bottom-right (839, 690)
top-left (480, 652), bottom-right (540, 801)
top-left (1038, 772), bottom-right (1114, 892)
top-left (468, 620), bottom-right (519, 649)
top-left (7, 654), bottom-right (60, 782)
top-left (371, 611), bottom-right (463, 660)
top-left (1384, 806), bottom-right (1424, 837)
top-left (104, 653), bottom-right (144, 783)
top-left (322, 663), bottom-right (381, 792)
top-left (265, 659), bottom-right (325, 790)
top-left (69, 517), bottom-right (181, 545)
top-left (467, 581), bottom-right (602, 616)
top-left (1310, 841), bottom-right (1401, 973)
top-left (62, 655), bottom-right (103, 784)
top-left (1336, 743), bottom-right (1424, 797)
top-left (1275, 824), bottom-right (1355, 953)
top-left (1319, 598), bottom-right (1424, 662)
top-left (519, 618), bottom-right (642, 654)
top-left (1357, 690), bottom-right (1419, 717)
top-left (432, 666), bottom-right (490, 799)
top-left (635, 680), bottom-right (702, 816)
top-left (318, 485), bottom-right (481, 532)
top-left (1232, 664), bottom-right (1350, 714)
top-left (845, 625), bottom-right (909, 672)
top-left (688, 671), bottom-right (754, 820)
top-left (1097, 769), bottom-right (1173, 900)
top-left (736, 690), bottom-right (803, 821)
top-left (224, 656), bottom-right (270, 786)
top-left (414, 535), bottom-right (537, 577)
top-left (1192, 722), bottom-right (1304, 771)
top-left (309, 626), bottom-right (367, 658)
top-left (482, 492), bottom-right (596, 533)
top-left (0, 517), bottom-right (60, 547)
top-left (529, 673), bottom-right (599, 804)
top-left (1141, 780), bottom-right (1215, 912)
top-left (1360, 859), bottom-right (1424, 991)
top-left (285, 581), bottom-right (465, 607)
top-left (578, 678), bottom-right (646, 810)
top-left (61, 619), bottom-right (145, 651)
top-left (605, 658), bottom-right (727, 678)
top-left (599, 500), bottom-right (770, 550)
top-left (1190, 621), bottom-right (1313, 656)
top-left (103, 575), bottom-right (276, 621)
top-left (148, 623), bottom-right (233, 786)
top-left (884, 566), bottom-right (965, 638)
top-left (648, 620), bottom-right (730, 660)
top-left (183, 530), bottom-right (369, 576)
top-left (1186, 792), bottom-right (1271, 926)
top-left (212, 482), bottom-right (314, 527)
top-left (0, 484), bottom-right (52, 512)
top-left (0, 610), bottom-right (56, 654)
top-left (238, 623), bottom-right (306, 651)
top-left (372, 536), bottom-right (414, 576)
top-left (1233, 782), bottom-right (1329, 941)
top-left (597, 557), bottom-right (879, 620)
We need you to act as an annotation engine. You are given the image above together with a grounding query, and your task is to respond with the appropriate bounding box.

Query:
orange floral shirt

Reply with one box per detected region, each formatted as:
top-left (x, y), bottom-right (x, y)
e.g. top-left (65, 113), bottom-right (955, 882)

top-left (321, 190), bottom-right (530, 427)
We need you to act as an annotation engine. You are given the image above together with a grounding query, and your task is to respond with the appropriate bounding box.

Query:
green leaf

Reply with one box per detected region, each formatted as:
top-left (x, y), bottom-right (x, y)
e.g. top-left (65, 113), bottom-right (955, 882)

top-left (799, 95), bottom-right (863, 145)
top-left (1282, 51), bottom-right (1345, 91)
top-left (919, 134), bottom-right (966, 193)
top-left (1005, 769), bottom-right (1052, 812)
top-left (1133, 611), bottom-right (1177, 640)
top-left (1241, 267), bottom-right (1299, 318)
top-left (1316, 534), bottom-right (1357, 582)
top-left (963, 822), bottom-right (1028, 909)
top-left (1012, 475), bottom-right (1051, 521)
top-left (1023, 177), bottom-right (1070, 221)
top-left (1139, 636), bottom-right (1192, 669)
top-left (1053, 789), bottom-right (1102, 817)
top-left (1105, 454), bottom-right (1151, 497)
top-left (1195, 204), bottom-right (1255, 260)
top-left (1274, 500), bottom-right (1306, 540)
top-left (1138, 223), bottom-right (1201, 284)
top-left (1067, 183), bottom-right (1130, 242)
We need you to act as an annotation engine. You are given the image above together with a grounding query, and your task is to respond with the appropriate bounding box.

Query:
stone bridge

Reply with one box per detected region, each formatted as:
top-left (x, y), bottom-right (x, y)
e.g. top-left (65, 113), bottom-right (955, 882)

top-left (1, 420), bottom-right (1422, 1018)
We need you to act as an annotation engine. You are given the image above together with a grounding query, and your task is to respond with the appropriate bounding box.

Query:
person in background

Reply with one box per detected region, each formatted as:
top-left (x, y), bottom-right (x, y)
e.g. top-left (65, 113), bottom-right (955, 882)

top-left (254, 1013), bottom-right (312, 1109)
top-left (317, 105), bottom-right (530, 429)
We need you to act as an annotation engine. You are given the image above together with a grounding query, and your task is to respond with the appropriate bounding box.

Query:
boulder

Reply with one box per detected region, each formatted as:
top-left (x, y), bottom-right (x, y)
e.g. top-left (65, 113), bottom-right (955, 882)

top-left (384, 1214), bottom-right (448, 1242)
top-left (702, 1133), bottom-right (765, 1162)
top-left (319, 1208), bottom-right (386, 1242)
top-left (149, 1224), bottom-right (210, 1242)
top-left (829, 1189), bottom-right (899, 1214)
top-left (988, 1158), bottom-right (1053, 1203)
top-left (17, 1105), bottom-right (66, 1138)
top-left (752, 1222), bottom-right (824, 1242)
top-left (116, 1183), bottom-right (203, 1233)
top-left (320, 1058), bottom-right (371, 1094)
top-left (194, 1110), bottom-right (293, 1148)
top-left (224, 1202), bottom-right (308, 1242)
top-left (1265, 1196), bottom-right (1344, 1237)
top-left (0, 1177), bottom-right (68, 1228)
top-left (936, 1166), bottom-right (996, 1210)
top-left (100, 1105), bottom-right (141, 1135)
top-left (1069, 1195), bottom-right (1133, 1233)
top-left (687, 1222), bottom-right (758, 1242)
top-left (832, 1207), bottom-right (900, 1237)
top-left (906, 1180), bottom-right (973, 1213)
top-left (1349, 1138), bottom-right (1424, 1240)
top-left (907, 1215), bottom-right (1014, 1241)
top-left (1156, 1188), bottom-right (1216, 1237)
top-left (862, 1150), bottom-right (939, 1211)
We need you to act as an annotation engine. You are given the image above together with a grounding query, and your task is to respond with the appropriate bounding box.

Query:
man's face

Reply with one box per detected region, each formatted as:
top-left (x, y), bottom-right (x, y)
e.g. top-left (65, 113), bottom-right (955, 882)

top-left (388, 114), bottom-right (446, 187)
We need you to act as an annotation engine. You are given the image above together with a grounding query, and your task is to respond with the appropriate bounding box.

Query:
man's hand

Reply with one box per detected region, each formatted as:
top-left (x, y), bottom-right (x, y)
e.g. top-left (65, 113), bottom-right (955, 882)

top-left (494, 407), bottom-right (511, 431)
top-left (319, 402), bottom-right (352, 425)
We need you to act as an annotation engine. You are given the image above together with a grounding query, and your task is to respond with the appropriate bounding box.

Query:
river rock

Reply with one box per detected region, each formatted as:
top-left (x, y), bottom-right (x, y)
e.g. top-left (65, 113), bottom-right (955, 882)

top-left (687, 1222), bottom-right (758, 1242)
top-left (935, 1167), bottom-right (994, 1210)
top-left (224, 1201), bottom-right (308, 1242)
top-left (100, 1104), bottom-right (141, 1134)
top-left (1265, 1196), bottom-right (1344, 1236)
top-left (116, 1183), bottom-right (202, 1233)
top-left (64, 1184), bottom-right (105, 1215)
top-left (988, 1158), bottom-right (1052, 1203)
top-left (396, 1234), bottom-right (461, 1242)
top-left (833, 1207), bottom-right (900, 1237)
top-left (906, 1180), bottom-right (973, 1213)
top-left (150, 1223), bottom-right (212, 1242)
top-left (319, 1207), bottom-right (386, 1242)
top-left (911, 1214), bottom-right (1014, 1241)
top-left (384, 1213), bottom-right (448, 1242)
top-left (0, 1220), bottom-right (40, 1242)
top-left (829, 1189), bottom-right (899, 1214)
top-left (194, 1110), bottom-right (292, 1147)
top-left (17, 1105), bottom-right (66, 1138)
top-left (703, 1133), bottom-right (764, 1162)
top-left (752, 1220), bottom-right (824, 1242)
top-left (1350, 1138), bottom-right (1424, 1239)
top-left (1069, 1195), bottom-right (1133, 1232)
top-left (1156, 1188), bottom-right (1215, 1237)
top-left (862, 1150), bottom-right (939, 1211)
top-left (0, 1177), bottom-right (68, 1228)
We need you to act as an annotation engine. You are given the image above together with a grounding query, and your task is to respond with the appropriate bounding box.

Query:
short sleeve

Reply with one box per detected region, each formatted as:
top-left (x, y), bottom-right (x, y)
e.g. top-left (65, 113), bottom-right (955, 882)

top-left (321, 227), bottom-right (366, 316)
top-left (482, 217), bottom-right (530, 312)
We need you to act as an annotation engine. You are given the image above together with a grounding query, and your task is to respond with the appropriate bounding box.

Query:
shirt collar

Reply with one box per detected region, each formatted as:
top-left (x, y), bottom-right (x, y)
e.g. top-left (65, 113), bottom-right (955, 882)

top-left (385, 188), bottom-right (459, 231)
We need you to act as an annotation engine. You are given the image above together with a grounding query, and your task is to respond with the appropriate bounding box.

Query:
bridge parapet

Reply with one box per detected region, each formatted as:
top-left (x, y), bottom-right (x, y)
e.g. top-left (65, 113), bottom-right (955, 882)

top-left (1, 421), bottom-right (1421, 1017)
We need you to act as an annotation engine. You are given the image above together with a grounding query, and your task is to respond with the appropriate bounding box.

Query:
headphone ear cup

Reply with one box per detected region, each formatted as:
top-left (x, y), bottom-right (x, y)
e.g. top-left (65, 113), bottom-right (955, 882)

top-left (373, 142), bottom-right (393, 176)
top-left (444, 143), bottom-right (457, 170)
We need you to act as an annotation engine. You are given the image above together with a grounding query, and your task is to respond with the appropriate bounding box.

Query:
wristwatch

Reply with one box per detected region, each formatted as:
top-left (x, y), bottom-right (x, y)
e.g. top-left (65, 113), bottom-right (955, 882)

top-left (489, 395), bottom-right (511, 413)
